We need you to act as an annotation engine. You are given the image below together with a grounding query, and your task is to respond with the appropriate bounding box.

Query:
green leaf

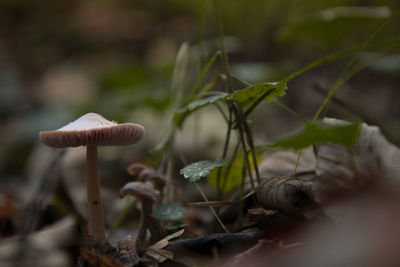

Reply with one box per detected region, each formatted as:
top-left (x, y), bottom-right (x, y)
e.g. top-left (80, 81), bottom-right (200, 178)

top-left (227, 82), bottom-right (287, 107)
top-left (180, 158), bottom-right (227, 183)
top-left (173, 94), bottom-right (228, 127)
top-left (152, 202), bottom-right (187, 221)
top-left (268, 122), bottom-right (361, 150)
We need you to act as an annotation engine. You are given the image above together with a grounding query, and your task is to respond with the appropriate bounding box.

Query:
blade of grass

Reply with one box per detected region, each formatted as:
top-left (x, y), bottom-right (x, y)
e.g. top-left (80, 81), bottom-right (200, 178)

top-left (313, 14), bottom-right (396, 122)
top-left (275, 101), bottom-right (308, 125)
top-left (216, 107), bottom-right (233, 199)
top-left (213, 0), bottom-right (233, 93)
top-left (221, 139), bottom-right (241, 195)
top-left (187, 51), bottom-right (222, 101)
top-left (194, 183), bottom-right (229, 233)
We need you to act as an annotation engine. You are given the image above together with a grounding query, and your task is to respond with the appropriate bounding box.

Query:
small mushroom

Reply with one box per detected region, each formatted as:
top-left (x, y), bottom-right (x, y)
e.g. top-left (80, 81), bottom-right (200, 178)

top-left (120, 182), bottom-right (159, 247)
top-left (40, 113), bottom-right (144, 244)
top-left (138, 169), bottom-right (166, 191)
top-left (127, 162), bottom-right (147, 176)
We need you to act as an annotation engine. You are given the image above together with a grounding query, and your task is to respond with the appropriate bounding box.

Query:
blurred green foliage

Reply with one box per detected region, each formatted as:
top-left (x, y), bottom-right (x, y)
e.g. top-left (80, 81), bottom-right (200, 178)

top-left (266, 121), bottom-right (361, 150)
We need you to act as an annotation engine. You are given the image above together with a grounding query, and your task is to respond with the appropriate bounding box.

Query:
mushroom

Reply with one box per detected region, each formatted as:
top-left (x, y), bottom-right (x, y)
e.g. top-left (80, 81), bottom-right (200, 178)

top-left (138, 169), bottom-right (166, 191)
top-left (127, 162), bottom-right (147, 176)
top-left (120, 182), bottom-right (159, 247)
top-left (39, 113), bottom-right (144, 244)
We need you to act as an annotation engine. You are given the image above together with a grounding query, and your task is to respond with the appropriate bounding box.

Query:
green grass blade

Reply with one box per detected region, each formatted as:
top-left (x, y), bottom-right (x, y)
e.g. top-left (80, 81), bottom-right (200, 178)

top-left (187, 51), bottom-right (222, 101)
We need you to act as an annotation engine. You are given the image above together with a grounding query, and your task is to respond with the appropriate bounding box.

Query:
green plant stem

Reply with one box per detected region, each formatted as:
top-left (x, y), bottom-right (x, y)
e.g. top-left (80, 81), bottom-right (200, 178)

top-left (221, 139), bottom-right (240, 193)
top-left (213, 0), bottom-right (233, 93)
top-left (194, 183), bottom-right (229, 233)
top-left (235, 156), bottom-right (247, 229)
top-left (236, 119), bottom-right (256, 193)
top-left (233, 88), bottom-right (278, 128)
top-left (197, 0), bottom-right (205, 70)
top-left (242, 121), bottom-right (261, 184)
top-left (216, 108), bottom-right (233, 199)
top-left (231, 103), bottom-right (261, 185)
top-left (213, 102), bottom-right (229, 123)
top-left (275, 102), bottom-right (308, 125)
top-left (294, 149), bottom-right (302, 175)
top-left (187, 51), bottom-right (222, 101)
top-left (313, 16), bottom-right (391, 122)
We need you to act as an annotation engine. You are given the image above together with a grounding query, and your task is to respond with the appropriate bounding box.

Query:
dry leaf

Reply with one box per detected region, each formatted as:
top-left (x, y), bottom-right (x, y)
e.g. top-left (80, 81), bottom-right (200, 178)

top-left (314, 118), bottom-right (400, 203)
top-left (144, 229), bottom-right (185, 263)
top-left (150, 229), bottom-right (185, 250)
top-left (145, 248), bottom-right (173, 263)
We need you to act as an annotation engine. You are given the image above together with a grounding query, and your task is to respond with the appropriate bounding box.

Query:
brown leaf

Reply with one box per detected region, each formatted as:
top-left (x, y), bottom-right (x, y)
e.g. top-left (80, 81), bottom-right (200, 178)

top-left (256, 176), bottom-right (319, 218)
top-left (314, 118), bottom-right (400, 203)
top-left (150, 229), bottom-right (185, 250)
top-left (143, 229), bottom-right (185, 263)
top-left (145, 248), bottom-right (174, 263)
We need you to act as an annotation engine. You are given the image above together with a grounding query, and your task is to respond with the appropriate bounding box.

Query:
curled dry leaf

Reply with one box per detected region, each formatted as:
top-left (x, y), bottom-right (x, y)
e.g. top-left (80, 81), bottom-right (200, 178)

top-left (253, 118), bottom-right (400, 215)
top-left (314, 118), bottom-right (400, 203)
top-left (258, 147), bottom-right (316, 178)
top-left (256, 176), bottom-right (319, 218)
top-left (248, 208), bottom-right (284, 224)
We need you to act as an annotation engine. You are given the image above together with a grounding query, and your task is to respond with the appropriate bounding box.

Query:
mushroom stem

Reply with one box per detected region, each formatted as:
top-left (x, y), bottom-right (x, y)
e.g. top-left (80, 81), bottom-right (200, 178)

top-left (136, 200), bottom-right (153, 248)
top-left (86, 143), bottom-right (107, 244)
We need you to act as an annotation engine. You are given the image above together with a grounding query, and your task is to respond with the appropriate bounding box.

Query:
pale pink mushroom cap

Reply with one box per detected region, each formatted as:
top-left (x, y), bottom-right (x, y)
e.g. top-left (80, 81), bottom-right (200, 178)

top-left (40, 113), bottom-right (144, 148)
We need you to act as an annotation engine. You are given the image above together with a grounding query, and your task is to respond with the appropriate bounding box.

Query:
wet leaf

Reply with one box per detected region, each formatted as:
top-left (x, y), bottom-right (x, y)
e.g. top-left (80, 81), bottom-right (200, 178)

top-left (180, 158), bottom-right (227, 183)
top-left (227, 81), bottom-right (287, 107)
top-left (268, 121), bottom-right (361, 150)
top-left (152, 202), bottom-right (187, 221)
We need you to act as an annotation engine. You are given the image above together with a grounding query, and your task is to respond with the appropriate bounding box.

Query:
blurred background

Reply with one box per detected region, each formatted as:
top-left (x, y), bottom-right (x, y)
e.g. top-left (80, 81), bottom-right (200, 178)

top-left (0, 0), bottom-right (399, 243)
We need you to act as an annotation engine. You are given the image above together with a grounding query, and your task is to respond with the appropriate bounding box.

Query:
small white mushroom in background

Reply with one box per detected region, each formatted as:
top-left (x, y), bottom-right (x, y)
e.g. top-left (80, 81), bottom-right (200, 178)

top-left (40, 112), bottom-right (144, 244)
